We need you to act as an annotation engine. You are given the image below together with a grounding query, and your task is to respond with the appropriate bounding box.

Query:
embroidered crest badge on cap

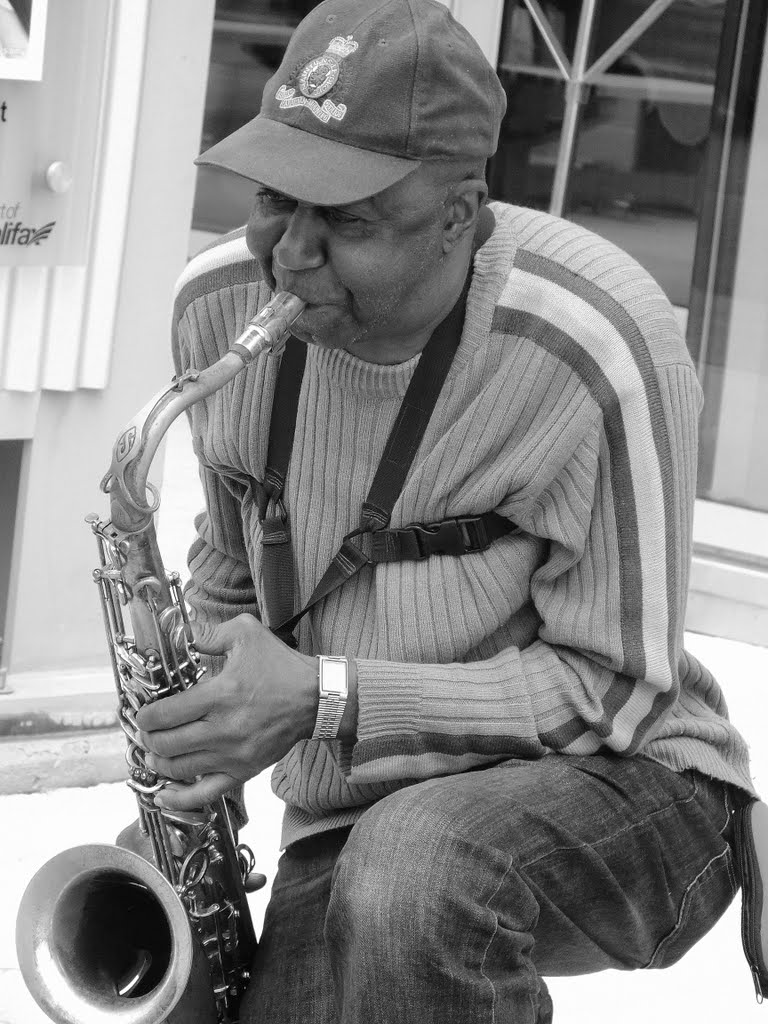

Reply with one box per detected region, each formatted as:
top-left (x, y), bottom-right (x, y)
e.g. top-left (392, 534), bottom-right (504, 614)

top-left (276, 34), bottom-right (359, 124)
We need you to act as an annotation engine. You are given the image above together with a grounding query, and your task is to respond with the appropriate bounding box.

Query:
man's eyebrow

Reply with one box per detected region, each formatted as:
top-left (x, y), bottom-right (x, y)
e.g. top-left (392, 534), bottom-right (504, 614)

top-left (327, 197), bottom-right (378, 217)
top-left (253, 182), bottom-right (380, 219)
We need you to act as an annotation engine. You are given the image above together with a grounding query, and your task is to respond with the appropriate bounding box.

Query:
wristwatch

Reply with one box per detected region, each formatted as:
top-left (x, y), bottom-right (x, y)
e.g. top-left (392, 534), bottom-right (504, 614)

top-left (312, 655), bottom-right (349, 740)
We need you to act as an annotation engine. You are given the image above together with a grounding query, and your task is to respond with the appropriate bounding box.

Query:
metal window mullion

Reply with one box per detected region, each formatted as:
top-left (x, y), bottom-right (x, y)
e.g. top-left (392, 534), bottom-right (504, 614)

top-left (550, 0), bottom-right (599, 217)
top-left (522, 0), bottom-right (571, 78)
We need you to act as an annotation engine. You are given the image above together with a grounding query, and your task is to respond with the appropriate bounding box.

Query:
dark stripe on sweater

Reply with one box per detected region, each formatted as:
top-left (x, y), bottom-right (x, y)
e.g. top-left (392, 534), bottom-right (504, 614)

top-left (352, 732), bottom-right (545, 768)
top-left (539, 672), bottom-right (639, 753)
top-left (174, 227), bottom-right (256, 337)
top-left (492, 307), bottom-right (645, 680)
top-left (515, 250), bottom-right (678, 674)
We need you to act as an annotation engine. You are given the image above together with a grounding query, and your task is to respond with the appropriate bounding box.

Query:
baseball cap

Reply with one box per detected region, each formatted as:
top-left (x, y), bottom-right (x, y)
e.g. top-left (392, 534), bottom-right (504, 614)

top-left (195, 0), bottom-right (507, 206)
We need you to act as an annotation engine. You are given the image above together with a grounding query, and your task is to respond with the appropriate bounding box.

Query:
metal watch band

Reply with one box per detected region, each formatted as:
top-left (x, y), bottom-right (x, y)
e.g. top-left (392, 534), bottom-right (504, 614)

top-left (312, 655), bottom-right (348, 740)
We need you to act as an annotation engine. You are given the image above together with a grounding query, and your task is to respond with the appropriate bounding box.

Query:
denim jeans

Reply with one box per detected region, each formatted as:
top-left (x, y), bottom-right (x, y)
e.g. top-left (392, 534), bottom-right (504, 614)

top-left (239, 755), bottom-right (740, 1024)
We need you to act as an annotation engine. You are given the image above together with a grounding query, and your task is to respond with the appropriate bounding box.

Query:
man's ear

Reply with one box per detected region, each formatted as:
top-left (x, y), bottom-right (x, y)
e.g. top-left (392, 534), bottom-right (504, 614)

top-left (442, 178), bottom-right (489, 252)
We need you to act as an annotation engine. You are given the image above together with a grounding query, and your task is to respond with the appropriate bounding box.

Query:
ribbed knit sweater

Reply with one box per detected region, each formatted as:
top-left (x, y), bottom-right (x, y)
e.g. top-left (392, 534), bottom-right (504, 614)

top-left (172, 202), bottom-right (756, 849)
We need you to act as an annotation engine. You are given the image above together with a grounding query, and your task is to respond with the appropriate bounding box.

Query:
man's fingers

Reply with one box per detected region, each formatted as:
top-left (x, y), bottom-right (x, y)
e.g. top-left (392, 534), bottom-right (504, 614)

top-left (135, 684), bottom-right (212, 732)
top-left (139, 720), bottom-right (211, 758)
top-left (191, 618), bottom-right (230, 656)
top-left (146, 751), bottom-right (216, 782)
top-left (155, 773), bottom-right (236, 811)
top-left (193, 613), bottom-right (261, 656)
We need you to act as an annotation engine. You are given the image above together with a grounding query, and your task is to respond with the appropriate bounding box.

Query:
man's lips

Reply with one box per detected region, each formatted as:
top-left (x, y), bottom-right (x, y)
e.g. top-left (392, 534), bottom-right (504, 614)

top-left (273, 277), bottom-right (344, 309)
top-left (285, 295), bottom-right (340, 310)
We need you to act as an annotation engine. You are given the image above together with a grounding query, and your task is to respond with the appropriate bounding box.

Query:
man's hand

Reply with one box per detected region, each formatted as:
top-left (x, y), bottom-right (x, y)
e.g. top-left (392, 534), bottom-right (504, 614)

top-left (134, 614), bottom-right (317, 811)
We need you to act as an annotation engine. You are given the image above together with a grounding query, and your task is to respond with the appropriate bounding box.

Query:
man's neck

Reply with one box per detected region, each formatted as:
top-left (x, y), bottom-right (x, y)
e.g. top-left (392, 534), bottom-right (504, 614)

top-left (346, 255), bottom-right (473, 366)
top-left (346, 327), bottom-right (440, 366)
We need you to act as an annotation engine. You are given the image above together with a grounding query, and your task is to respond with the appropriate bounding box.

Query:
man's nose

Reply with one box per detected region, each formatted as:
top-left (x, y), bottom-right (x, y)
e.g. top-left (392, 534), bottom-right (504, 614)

top-left (273, 206), bottom-right (326, 274)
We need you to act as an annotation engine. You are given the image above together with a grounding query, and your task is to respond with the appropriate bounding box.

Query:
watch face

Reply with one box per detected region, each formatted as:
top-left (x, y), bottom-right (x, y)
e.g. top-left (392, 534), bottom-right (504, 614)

top-left (319, 656), bottom-right (348, 698)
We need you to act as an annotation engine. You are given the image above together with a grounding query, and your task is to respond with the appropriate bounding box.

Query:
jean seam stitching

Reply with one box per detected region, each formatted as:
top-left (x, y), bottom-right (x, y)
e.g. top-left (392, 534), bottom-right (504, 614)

top-left (644, 845), bottom-right (732, 969)
top-left (518, 776), bottom-right (700, 872)
top-left (719, 784), bottom-right (733, 835)
top-left (478, 856), bottom-right (517, 1024)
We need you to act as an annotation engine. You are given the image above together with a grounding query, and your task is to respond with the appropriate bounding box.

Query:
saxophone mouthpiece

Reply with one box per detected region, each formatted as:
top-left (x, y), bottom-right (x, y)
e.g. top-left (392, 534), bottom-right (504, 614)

top-left (231, 291), bottom-right (306, 363)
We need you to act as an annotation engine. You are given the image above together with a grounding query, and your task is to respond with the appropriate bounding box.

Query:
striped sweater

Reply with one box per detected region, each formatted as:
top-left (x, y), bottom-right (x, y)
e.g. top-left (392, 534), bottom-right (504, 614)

top-left (172, 202), bottom-right (756, 848)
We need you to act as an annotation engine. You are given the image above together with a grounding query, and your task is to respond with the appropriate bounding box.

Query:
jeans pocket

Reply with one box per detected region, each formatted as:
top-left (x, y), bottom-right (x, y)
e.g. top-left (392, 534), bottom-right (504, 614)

top-left (645, 841), bottom-right (739, 970)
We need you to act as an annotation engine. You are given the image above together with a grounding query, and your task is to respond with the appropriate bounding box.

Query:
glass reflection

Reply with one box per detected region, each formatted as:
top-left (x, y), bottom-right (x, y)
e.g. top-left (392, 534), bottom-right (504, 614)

top-left (488, 3), bottom-right (573, 210)
top-left (566, 79), bottom-right (711, 307)
top-left (488, 73), bottom-right (566, 212)
top-left (192, 0), bottom-right (324, 233)
top-left (591, 0), bottom-right (726, 83)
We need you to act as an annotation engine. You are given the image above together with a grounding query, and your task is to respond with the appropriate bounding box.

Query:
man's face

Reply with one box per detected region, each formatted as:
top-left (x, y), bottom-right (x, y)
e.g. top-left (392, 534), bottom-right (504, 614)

top-left (245, 166), bottom-right (450, 354)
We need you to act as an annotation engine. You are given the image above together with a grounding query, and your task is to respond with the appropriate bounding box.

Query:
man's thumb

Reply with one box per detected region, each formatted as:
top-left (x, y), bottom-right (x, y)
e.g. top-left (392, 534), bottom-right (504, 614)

top-left (191, 618), bottom-right (229, 656)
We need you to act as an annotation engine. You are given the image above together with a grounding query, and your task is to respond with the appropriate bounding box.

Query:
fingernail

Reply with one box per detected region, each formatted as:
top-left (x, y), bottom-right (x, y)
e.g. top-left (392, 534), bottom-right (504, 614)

top-left (145, 754), bottom-right (157, 771)
top-left (154, 795), bottom-right (166, 808)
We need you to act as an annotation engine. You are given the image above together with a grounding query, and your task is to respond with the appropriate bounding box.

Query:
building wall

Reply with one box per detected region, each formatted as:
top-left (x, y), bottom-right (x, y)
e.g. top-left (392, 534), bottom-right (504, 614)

top-left (0, 0), bottom-right (216, 684)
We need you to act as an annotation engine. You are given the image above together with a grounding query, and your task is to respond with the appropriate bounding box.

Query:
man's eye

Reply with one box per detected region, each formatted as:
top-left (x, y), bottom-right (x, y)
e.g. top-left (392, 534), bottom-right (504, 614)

top-left (255, 188), bottom-right (294, 208)
top-left (324, 208), bottom-right (363, 227)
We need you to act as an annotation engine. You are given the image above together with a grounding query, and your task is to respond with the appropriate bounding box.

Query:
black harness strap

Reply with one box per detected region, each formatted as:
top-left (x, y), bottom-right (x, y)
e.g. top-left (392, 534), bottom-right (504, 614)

top-left (367, 511), bottom-right (515, 563)
top-left (251, 337), bottom-right (306, 629)
top-left (275, 510), bottom-right (517, 643)
top-left (360, 279), bottom-right (470, 529)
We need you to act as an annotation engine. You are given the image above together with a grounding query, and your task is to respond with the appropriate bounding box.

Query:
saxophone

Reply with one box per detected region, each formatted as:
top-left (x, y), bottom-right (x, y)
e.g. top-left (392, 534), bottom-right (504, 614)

top-left (15, 292), bottom-right (306, 1024)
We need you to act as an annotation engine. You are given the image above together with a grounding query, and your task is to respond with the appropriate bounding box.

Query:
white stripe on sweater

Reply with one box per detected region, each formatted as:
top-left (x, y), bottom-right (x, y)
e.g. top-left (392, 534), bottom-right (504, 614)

top-left (506, 267), bottom-right (673, 710)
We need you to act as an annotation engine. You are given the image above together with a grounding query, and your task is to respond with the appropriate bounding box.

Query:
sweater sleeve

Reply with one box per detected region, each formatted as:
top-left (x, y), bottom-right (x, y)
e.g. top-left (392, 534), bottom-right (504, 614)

top-left (183, 464), bottom-right (259, 628)
top-left (343, 361), bottom-right (700, 785)
top-left (171, 275), bottom-right (261, 630)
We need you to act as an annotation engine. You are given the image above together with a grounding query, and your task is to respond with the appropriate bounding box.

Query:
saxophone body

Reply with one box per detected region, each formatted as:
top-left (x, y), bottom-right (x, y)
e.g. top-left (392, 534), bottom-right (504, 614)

top-left (15, 292), bottom-right (305, 1024)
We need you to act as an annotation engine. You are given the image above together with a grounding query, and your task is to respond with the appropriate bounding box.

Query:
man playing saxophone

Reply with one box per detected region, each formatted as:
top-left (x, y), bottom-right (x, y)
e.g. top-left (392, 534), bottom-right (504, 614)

top-left (129, 1), bottom-right (756, 1020)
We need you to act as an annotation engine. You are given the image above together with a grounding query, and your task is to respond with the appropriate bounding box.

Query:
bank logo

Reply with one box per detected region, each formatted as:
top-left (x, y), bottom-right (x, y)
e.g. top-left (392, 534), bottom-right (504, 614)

top-left (0, 219), bottom-right (56, 246)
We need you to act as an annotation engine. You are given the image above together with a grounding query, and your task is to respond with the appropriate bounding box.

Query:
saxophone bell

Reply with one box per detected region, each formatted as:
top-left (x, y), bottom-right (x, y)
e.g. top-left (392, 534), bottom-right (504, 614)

top-left (15, 843), bottom-right (217, 1024)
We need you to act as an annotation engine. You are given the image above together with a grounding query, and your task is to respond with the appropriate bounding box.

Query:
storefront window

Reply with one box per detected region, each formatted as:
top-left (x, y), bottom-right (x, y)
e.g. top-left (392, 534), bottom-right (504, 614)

top-left (488, 0), bottom-right (768, 513)
top-left (192, 1), bottom-right (324, 233)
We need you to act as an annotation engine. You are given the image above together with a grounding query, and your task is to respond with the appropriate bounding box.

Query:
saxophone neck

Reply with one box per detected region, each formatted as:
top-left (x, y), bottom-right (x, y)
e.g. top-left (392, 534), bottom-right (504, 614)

top-left (103, 290), bottom-right (305, 534)
top-left (102, 370), bottom-right (200, 535)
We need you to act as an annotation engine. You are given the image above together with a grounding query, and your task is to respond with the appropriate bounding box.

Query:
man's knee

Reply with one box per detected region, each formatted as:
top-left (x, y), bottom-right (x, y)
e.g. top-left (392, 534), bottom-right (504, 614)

top-left (324, 783), bottom-right (537, 956)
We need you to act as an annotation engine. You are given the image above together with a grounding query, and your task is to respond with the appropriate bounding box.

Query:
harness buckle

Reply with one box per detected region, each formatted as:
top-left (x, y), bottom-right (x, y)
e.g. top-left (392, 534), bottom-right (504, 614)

top-left (412, 515), bottom-right (489, 559)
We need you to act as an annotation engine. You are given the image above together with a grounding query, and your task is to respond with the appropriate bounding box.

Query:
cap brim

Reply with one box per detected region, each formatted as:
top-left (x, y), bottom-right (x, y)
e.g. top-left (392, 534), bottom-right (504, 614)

top-left (195, 116), bottom-right (422, 206)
